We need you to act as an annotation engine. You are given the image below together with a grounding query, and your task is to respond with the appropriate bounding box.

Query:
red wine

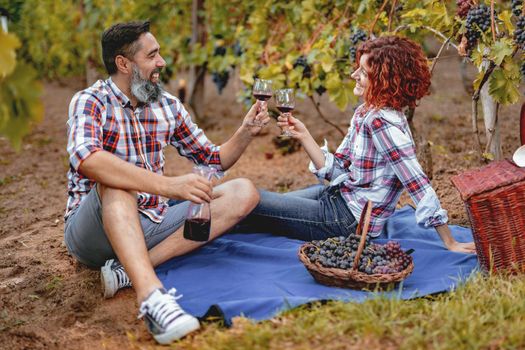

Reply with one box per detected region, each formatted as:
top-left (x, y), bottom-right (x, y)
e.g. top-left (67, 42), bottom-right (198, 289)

top-left (277, 106), bottom-right (293, 113)
top-left (183, 218), bottom-right (211, 241)
top-left (253, 93), bottom-right (272, 101)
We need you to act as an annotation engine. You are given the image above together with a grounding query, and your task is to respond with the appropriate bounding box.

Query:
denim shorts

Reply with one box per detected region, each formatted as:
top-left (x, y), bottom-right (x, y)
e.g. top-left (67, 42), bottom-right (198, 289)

top-left (234, 185), bottom-right (357, 241)
top-left (64, 186), bottom-right (190, 268)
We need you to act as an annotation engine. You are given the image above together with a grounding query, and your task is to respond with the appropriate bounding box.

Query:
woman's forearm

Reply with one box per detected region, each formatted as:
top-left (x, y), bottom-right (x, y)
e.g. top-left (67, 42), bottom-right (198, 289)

top-left (300, 133), bottom-right (326, 170)
top-left (435, 224), bottom-right (456, 247)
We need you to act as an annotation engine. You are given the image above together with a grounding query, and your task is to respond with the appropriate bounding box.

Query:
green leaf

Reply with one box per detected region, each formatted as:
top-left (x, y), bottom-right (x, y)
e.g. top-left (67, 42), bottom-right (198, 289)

top-left (317, 52), bottom-right (334, 73)
top-left (488, 68), bottom-right (521, 105)
top-left (482, 152), bottom-right (495, 161)
top-left (0, 31), bottom-right (21, 78)
top-left (502, 57), bottom-right (521, 80)
top-left (489, 40), bottom-right (513, 66)
top-left (470, 47), bottom-right (485, 68)
top-left (0, 63), bottom-right (43, 150)
top-left (473, 70), bottom-right (485, 92)
top-left (498, 10), bottom-right (513, 34)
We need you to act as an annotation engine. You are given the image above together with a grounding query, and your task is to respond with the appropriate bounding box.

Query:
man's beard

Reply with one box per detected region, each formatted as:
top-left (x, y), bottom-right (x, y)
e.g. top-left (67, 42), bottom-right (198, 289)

top-left (130, 65), bottom-right (163, 104)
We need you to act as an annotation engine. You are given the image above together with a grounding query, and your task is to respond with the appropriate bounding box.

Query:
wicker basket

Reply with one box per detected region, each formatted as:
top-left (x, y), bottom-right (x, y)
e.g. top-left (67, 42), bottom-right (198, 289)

top-left (298, 200), bottom-right (414, 290)
top-left (451, 160), bottom-right (525, 273)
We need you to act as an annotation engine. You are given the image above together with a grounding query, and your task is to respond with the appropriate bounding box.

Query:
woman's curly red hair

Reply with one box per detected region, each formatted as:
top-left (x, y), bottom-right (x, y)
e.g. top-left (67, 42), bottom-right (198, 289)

top-left (356, 36), bottom-right (431, 111)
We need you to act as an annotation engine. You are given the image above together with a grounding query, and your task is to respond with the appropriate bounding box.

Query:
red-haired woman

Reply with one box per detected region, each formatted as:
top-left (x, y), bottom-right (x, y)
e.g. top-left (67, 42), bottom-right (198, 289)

top-left (238, 36), bottom-right (475, 254)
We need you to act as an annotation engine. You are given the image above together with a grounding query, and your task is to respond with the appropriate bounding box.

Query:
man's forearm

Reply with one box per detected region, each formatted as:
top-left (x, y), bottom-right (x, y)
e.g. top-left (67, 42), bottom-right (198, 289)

top-left (79, 150), bottom-right (165, 194)
top-left (219, 125), bottom-right (254, 170)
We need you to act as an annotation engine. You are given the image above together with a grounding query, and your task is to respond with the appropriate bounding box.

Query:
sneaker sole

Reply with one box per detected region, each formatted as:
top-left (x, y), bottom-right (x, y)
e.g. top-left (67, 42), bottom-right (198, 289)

top-left (153, 316), bottom-right (200, 344)
top-left (100, 264), bottom-right (117, 299)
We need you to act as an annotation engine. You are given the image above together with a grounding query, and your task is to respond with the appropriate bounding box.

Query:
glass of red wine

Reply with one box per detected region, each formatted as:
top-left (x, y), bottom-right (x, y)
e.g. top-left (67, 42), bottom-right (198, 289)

top-left (251, 78), bottom-right (273, 127)
top-left (183, 165), bottom-right (216, 242)
top-left (275, 88), bottom-right (295, 137)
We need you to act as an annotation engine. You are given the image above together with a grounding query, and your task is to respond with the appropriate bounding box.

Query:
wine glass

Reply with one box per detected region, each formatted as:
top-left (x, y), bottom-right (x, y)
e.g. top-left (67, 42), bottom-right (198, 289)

top-left (275, 88), bottom-right (295, 137)
top-left (251, 79), bottom-right (273, 127)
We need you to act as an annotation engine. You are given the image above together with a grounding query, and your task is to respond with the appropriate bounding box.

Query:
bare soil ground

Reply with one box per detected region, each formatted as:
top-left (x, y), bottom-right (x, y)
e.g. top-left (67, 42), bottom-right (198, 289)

top-left (0, 53), bottom-right (522, 349)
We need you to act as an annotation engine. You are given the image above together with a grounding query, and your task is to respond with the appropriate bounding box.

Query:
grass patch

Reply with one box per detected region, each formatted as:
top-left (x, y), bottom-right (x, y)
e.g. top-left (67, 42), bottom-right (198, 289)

top-left (176, 273), bottom-right (525, 349)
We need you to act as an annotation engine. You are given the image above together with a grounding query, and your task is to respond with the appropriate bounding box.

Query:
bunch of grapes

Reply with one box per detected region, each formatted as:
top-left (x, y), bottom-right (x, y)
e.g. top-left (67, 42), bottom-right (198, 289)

top-left (232, 41), bottom-right (243, 57)
top-left (456, 0), bottom-right (473, 19)
top-left (315, 85), bottom-right (327, 96)
top-left (464, 4), bottom-right (492, 50)
top-left (521, 62), bottom-right (525, 80)
top-left (349, 29), bottom-right (368, 63)
top-left (213, 45), bottom-right (227, 57)
top-left (512, 0), bottom-right (523, 17)
top-left (515, 16), bottom-right (525, 49)
top-left (293, 55), bottom-right (312, 79)
top-left (304, 234), bottom-right (413, 275)
top-left (212, 71), bottom-right (229, 94)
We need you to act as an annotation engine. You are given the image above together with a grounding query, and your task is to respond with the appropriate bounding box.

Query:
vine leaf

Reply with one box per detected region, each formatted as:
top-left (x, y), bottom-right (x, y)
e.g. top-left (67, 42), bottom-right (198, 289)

top-left (0, 63), bottom-right (44, 150)
top-left (498, 10), bottom-right (513, 33)
top-left (0, 32), bottom-right (21, 78)
top-left (488, 68), bottom-right (520, 105)
top-left (489, 40), bottom-right (513, 66)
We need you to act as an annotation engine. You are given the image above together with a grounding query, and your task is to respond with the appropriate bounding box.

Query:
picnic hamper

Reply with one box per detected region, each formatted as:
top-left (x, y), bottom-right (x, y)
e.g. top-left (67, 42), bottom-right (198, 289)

top-left (298, 201), bottom-right (414, 289)
top-left (451, 159), bottom-right (525, 273)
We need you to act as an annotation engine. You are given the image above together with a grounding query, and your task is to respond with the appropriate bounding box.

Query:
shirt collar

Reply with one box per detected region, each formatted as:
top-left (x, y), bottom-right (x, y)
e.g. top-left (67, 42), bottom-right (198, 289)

top-left (107, 77), bottom-right (132, 108)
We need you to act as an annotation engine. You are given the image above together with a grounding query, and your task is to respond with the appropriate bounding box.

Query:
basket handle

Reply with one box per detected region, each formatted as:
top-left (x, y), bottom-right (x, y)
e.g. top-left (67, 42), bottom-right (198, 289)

top-left (352, 200), bottom-right (373, 271)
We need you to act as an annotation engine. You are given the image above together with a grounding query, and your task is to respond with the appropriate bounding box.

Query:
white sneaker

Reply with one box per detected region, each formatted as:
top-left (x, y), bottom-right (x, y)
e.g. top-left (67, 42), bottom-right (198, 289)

top-left (100, 259), bottom-right (132, 299)
top-left (138, 288), bottom-right (200, 344)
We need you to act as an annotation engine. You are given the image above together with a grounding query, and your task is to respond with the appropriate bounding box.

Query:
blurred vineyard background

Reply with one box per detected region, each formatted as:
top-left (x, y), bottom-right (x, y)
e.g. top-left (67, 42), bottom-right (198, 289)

top-left (1, 0), bottom-right (523, 155)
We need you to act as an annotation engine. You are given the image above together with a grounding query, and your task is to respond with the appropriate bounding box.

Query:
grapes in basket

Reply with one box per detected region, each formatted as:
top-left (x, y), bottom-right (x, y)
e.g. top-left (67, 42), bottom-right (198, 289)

top-left (304, 235), bottom-right (413, 275)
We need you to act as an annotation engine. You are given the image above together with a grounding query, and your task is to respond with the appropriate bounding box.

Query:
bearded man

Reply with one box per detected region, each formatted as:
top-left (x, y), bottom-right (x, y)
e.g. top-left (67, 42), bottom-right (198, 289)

top-left (64, 21), bottom-right (269, 344)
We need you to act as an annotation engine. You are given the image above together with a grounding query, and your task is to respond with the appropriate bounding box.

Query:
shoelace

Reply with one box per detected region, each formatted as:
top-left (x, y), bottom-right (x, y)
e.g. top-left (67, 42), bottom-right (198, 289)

top-left (137, 288), bottom-right (184, 326)
top-left (113, 263), bottom-right (132, 288)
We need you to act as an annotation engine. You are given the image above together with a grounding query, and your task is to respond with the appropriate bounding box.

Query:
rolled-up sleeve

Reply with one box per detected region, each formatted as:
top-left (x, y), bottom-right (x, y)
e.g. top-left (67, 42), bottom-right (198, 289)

top-left (66, 92), bottom-right (104, 172)
top-left (309, 139), bottom-right (349, 182)
top-left (368, 115), bottom-right (447, 228)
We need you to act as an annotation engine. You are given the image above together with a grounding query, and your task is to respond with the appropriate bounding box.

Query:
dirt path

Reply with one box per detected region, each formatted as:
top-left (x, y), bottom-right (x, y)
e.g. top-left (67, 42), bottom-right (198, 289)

top-left (0, 54), bottom-right (522, 349)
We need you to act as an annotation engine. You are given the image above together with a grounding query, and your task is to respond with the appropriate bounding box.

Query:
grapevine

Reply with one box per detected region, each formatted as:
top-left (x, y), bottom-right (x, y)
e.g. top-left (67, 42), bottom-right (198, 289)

top-left (515, 16), bottom-right (525, 49)
top-left (512, 0), bottom-right (523, 17)
top-left (464, 4), bottom-right (492, 51)
top-left (348, 29), bottom-right (368, 63)
top-left (211, 71), bottom-right (229, 94)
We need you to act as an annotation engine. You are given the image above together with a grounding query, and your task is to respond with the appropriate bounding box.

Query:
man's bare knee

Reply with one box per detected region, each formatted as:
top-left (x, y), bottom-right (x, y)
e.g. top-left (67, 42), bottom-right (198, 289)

top-left (97, 183), bottom-right (136, 201)
top-left (97, 184), bottom-right (138, 215)
top-left (227, 178), bottom-right (259, 216)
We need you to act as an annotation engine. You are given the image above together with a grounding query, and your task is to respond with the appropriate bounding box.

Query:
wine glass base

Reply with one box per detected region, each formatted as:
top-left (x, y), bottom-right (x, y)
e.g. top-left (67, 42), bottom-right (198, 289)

top-left (279, 131), bottom-right (292, 138)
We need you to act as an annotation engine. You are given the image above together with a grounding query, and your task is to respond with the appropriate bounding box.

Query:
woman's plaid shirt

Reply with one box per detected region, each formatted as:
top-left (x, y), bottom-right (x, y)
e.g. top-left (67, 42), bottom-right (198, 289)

top-left (310, 105), bottom-right (447, 237)
top-left (65, 78), bottom-right (222, 223)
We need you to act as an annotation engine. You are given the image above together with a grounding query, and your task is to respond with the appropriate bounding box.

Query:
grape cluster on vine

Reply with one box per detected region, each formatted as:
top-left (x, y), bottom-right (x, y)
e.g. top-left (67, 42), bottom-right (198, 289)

top-left (464, 4), bottom-right (492, 50)
top-left (349, 29), bottom-right (368, 63)
top-left (212, 71), bottom-right (229, 94)
top-left (232, 41), bottom-right (243, 57)
top-left (293, 55), bottom-right (312, 79)
top-left (456, 0), bottom-right (473, 19)
top-left (515, 16), bottom-right (525, 49)
top-left (512, 0), bottom-right (523, 17)
top-left (304, 234), bottom-right (413, 275)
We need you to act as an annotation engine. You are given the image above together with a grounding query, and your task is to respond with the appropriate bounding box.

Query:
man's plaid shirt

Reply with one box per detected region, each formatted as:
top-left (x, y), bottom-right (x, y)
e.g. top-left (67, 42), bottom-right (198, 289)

top-left (310, 105), bottom-right (447, 236)
top-left (65, 78), bottom-right (222, 223)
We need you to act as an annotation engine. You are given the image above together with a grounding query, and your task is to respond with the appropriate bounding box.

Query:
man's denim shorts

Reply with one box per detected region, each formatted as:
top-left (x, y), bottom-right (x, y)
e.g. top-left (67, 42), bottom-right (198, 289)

top-left (64, 186), bottom-right (190, 268)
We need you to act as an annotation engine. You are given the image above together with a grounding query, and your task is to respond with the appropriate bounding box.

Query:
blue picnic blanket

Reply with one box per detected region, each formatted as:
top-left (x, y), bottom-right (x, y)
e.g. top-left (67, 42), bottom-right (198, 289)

top-left (156, 206), bottom-right (478, 326)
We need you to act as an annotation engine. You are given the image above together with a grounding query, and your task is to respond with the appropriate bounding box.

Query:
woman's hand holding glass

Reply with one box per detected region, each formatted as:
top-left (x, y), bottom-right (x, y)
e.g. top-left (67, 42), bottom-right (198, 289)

top-left (275, 88), bottom-right (295, 137)
top-left (277, 114), bottom-right (309, 140)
